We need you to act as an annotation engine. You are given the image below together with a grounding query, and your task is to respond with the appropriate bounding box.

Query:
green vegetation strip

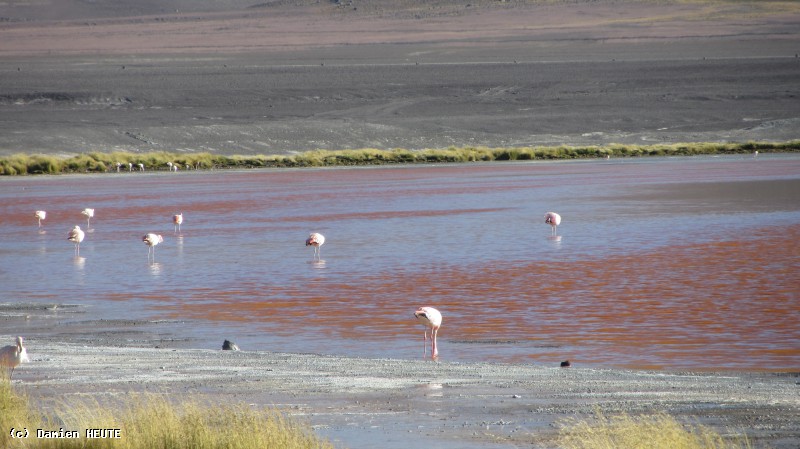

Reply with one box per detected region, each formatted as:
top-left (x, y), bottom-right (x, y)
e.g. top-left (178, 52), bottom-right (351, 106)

top-left (1, 379), bottom-right (334, 449)
top-left (2, 141), bottom-right (798, 175)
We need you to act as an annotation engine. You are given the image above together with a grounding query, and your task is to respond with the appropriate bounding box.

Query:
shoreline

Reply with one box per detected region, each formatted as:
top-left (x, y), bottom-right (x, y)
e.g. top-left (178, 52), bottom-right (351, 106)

top-left (2, 142), bottom-right (797, 175)
top-left (3, 306), bottom-right (799, 449)
top-left (11, 338), bottom-right (800, 449)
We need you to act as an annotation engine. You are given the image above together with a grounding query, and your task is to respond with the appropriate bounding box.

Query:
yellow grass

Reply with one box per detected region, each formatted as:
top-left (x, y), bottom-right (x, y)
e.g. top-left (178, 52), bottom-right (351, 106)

top-left (557, 411), bottom-right (752, 449)
top-left (1, 380), bottom-right (334, 449)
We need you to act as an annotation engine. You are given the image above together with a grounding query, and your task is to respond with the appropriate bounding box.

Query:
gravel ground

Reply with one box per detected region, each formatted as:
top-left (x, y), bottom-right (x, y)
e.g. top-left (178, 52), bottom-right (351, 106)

top-left (1, 0), bottom-right (799, 156)
top-left (4, 304), bottom-right (800, 449)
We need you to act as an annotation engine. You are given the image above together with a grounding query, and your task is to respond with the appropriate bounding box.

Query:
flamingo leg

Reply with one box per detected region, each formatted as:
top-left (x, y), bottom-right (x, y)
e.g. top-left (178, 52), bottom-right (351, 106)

top-left (431, 328), bottom-right (439, 359)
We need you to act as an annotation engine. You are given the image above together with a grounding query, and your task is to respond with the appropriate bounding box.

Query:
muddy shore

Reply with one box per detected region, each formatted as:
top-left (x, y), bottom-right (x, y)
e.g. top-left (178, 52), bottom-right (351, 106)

top-left (3, 304), bottom-right (799, 449)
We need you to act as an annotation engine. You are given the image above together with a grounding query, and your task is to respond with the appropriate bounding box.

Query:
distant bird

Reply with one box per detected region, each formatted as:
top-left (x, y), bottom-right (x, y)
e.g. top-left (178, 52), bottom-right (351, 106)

top-left (561, 360), bottom-right (571, 367)
top-left (414, 307), bottom-right (442, 359)
top-left (34, 210), bottom-right (46, 228)
top-left (128, 162), bottom-right (133, 172)
top-left (544, 211), bottom-right (561, 236)
top-left (0, 336), bottom-right (29, 379)
top-left (173, 213), bottom-right (183, 233)
top-left (81, 208), bottom-right (95, 228)
top-left (222, 340), bottom-right (240, 351)
top-left (138, 163), bottom-right (145, 171)
top-left (305, 232), bottom-right (325, 259)
top-left (116, 162), bottom-right (122, 172)
top-left (167, 161), bottom-right (173, 170)
top-left (67, 225), bottom-right (85, 255)
top-left (143, 233), bottom-right (164, 262)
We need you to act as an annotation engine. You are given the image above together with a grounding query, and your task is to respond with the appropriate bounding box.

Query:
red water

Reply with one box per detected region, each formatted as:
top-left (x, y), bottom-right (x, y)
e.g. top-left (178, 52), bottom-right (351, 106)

top-left (2, 155), bottom-right (799, 371)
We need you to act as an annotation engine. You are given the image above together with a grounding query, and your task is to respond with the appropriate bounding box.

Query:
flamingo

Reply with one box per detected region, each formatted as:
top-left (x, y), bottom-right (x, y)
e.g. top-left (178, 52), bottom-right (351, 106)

top-left (414, 307), bottom-right (442, 359)
top-left (305, 233), bottom-right (325, 260)
top-left (81, 208), bottom-right (95, 228)
top-left (67, 225), bottom-right (85, 255)
top-left (173, 213), bottom-right (183, 233)
top-left (143, 233), bottom-right (164, 262)
top-left (544, 211), bottom-right (561, 236)
top-left (0, 336), bottom-right (29, 379)
top-left (34, 210), bottom-right (46, 228)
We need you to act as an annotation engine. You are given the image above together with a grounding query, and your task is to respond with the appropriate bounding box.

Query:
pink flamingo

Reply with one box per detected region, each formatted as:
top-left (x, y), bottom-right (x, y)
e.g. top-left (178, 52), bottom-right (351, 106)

top-left (34, 210), bottom-right (46, 228)
top-left (81, 208), bottom-right (95, 228)
top-left (0, 336), bottom-right (29, 379)
top-left (173, 213), bottom-right (183, 233)
top-left (305, 233), bottom-right (325, 260)
top-left (414, 307), bottom-right (442, 359)
top-left (143, 233), bottom-right (164, 262)
top-left (67, 225), bottom-right (85, 255)
top-left (544, 211), bottom-right (561, 236)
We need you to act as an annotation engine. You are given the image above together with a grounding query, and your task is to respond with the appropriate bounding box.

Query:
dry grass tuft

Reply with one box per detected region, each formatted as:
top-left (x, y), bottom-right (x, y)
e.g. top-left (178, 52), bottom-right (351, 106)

top-left (1, 379), bottom-right (333, 449)
top-left (557, 411), bottom-right (751, 449)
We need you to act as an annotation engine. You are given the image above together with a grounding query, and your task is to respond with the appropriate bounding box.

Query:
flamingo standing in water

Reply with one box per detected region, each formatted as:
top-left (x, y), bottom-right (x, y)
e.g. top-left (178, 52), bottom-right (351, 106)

top-left (34, 210), bottom-right (46, 228)
top-left (544, 211), bottom-right (561, 236)
top-left (143, 233), bottom-right (164, 262)
top-left (414, 307), bottom-right (442, 359)
top-left (67, 225), bottom-right (85, 255)
top-left (0, 336), bottom-right (29, 379)
top-left (305, 233), bottom-right (325, 260)
top-left (173, 213), bottom-right (183, 233)
top-left (81, 208), bottom-right (95, 228)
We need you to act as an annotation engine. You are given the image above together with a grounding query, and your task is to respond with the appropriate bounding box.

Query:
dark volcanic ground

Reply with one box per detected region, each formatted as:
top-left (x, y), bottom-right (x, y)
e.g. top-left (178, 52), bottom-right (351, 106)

top-left (1, 0), bottom-right (799, 156)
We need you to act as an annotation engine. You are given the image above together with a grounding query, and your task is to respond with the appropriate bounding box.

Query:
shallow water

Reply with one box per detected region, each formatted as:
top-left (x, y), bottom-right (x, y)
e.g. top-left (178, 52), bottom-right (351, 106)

top-left (2, 155), bottom-right (799, 371)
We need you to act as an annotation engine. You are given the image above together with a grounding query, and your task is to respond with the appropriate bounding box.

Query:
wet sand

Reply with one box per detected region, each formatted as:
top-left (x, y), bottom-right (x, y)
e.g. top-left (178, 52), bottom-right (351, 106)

top-left (3, 309), bottom-right (800, 449)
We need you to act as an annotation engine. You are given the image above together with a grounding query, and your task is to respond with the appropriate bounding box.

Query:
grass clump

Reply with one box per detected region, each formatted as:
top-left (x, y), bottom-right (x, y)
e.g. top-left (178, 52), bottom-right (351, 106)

top-left (557, 411), bottom-right (751, 449)
top-left (1, 379), bottom-right (333, 449)
top-left (1, 140), bottom-right (799, 175)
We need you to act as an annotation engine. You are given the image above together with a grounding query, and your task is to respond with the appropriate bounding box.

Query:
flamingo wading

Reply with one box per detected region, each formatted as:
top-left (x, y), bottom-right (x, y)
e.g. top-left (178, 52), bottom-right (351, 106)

top-left (305, 233), bottom-right (325, 260)
top-left (173, 213), bottom-right (183, 233)
top-left (0, 336), bottom-right (29, 379)
top-left (34, 210), bottom-right (46, 228)
top-left (81, 208), bottom-right (95, 228)
top-left (143, 233), bottom-right (164, 262)
top-left (544, 211), bottom-right (561, 236)
top-left (414, 307), bottom-right (442, 359)
top-left (67, 225), bottom-right (85, 255)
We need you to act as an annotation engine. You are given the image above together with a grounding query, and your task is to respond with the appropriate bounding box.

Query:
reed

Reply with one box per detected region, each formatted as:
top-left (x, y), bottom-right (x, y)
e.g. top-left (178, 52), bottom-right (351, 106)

top-left (0, 379), bottom-right (333, 449)
top-left (1, 140), bottom-right (797, 175)
top-left (557, 411), bottom-right (751, 449)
